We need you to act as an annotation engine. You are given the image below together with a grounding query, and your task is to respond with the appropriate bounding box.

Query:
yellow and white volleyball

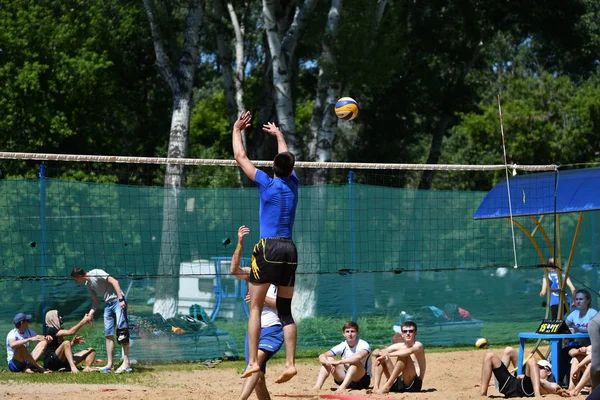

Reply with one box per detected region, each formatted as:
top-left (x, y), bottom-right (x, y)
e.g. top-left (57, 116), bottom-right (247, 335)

top-left (334, 97), bottom-right (359, 121)
top-left (475, 338), bottom-right (488, 349)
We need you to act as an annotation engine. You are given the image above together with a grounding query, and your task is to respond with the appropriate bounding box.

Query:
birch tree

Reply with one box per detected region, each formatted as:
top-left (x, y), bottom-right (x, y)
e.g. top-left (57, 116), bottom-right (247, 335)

top-left (143, 0), bottom-right (204, 318)
top-left (212, 0), bottom-right (251, 184)
top-left (306, 0), bottom-right (343, 185)
top-left (262, 0), bottom-right (317, 160)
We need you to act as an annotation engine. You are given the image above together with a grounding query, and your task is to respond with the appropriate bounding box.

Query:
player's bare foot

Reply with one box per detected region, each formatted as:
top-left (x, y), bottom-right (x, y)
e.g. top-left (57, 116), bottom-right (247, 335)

top-left (24, 368), bottom-right (34, 374)
top-left (275, 365), bottom-right (297, 383)
top-left (240, 363), bottom-right (261, 378)
top-left (82, 367), bottom-right (97, 372)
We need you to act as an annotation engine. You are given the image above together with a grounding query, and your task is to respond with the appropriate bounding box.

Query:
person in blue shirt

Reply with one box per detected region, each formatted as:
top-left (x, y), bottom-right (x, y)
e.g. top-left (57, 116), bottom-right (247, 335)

top-left (233, 111), bottom-right (299, 384)
top-left (539, 257), bottom-right (576, 319)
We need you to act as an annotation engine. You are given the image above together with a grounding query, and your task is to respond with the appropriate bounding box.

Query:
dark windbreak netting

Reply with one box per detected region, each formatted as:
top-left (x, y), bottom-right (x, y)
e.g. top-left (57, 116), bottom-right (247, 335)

top-left (0, 158), bottom-right (598, 362)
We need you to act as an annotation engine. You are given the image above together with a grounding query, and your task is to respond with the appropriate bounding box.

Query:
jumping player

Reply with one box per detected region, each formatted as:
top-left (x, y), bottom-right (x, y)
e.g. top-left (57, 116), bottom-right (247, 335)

top-left (232, 111), bottom-right (299, 383)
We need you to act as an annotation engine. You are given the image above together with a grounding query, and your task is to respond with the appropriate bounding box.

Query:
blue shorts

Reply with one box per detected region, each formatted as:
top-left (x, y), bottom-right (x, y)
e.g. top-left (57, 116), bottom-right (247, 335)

top-left (8, 359), bottom-right (28, 372)
top-left (245, 324), bottom-right (284, 373)
top-left (104, 300), bottom-right (129, 337)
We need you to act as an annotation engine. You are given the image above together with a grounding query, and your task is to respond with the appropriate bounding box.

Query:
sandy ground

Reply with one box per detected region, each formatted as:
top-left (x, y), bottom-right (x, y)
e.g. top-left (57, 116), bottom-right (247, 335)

top-left (0, 348), bottom-right (589, 400)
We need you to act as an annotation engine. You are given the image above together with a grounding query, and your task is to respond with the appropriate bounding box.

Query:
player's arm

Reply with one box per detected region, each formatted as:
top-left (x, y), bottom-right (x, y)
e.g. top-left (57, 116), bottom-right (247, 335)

top-left (233, 111), bottom-right (257, 181)
top-left (318, 350), bottom-right (335, 364)
top-left (262, 122), bottom-right (287, 153)
top-left (539, 379), bottom-right (560, 395)
top-left (375, 342), bottom-right (403, 363)
top-left (57, 314), bottom-right (93, 338)
top-left (107, 276), bottom-right (124, 300)
top-left (387, 342), bottom-right (423, 358)
top-left (8, 335), bottom-right (44, 348)
top-left (540, 277), bottom-right (547, 297)
top-left (231, 225), bottom-right (250, 280)
top-left (332, 349), bottom-right (369, 366)
top-left (88, 289), bottom-right (100, 318)
top-left (566, 277), bottom-right (576, 298)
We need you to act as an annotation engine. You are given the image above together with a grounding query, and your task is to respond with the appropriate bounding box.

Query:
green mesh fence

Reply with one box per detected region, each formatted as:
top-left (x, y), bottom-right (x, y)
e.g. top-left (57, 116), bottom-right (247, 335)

top-left (0, 167), bottom-right (599, 363)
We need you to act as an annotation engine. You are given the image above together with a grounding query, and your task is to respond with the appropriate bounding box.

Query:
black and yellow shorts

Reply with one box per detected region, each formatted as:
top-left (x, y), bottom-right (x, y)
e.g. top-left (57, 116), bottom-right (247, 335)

top-left (250, 238), bottom-right (298, 286)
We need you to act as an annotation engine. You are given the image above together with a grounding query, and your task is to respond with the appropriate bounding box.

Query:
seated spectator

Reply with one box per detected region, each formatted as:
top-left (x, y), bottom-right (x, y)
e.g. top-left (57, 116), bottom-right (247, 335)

top-left (479, 346), bottom-right (564, 397)
top-left (567, 345), bottom-right (592, 396)
top-left (312, 321), bottom-right (371, 392)
top-left (558, 289), bottom-right (597, 384)
top-left (6, 313), bottom-right (51, 373)
top-left (43, 310), bottom-right (96, 372)
top-left (369, 321), bottom-right (425, 394)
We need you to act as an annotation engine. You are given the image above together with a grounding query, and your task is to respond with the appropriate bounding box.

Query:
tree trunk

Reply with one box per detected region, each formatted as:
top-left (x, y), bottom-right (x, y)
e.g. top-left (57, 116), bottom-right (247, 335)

top-left (213, 0), bottom-right (238, 126)
top-left (143, 0), bottom-right (203, 319)
top-left (154, 95), bottom-right (192, 318)
top-left (308, 0), bottom-right (344, 185)
top-left (418, 113), bottom-right (452, 189)
top-left (418, 42), bottom-right (481, 189)
top-left (262, 0), bottom-right (316, 160)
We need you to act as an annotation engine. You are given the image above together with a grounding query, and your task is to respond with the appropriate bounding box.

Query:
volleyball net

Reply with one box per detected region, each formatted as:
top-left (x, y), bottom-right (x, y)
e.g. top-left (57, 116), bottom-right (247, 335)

top-left (0, 152), bottom-right (598, 362)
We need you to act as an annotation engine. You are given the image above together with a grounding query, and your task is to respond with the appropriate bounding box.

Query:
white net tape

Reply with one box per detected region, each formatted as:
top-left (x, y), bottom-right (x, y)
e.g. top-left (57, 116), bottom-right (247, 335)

top-left (0, 152), bottom-right (558, 172)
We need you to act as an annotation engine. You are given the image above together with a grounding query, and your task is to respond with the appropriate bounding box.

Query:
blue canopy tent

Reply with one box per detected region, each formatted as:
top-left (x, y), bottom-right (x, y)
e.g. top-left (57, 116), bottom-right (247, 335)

top-left (474, 167), bottom-right (600, 219)
top-left (473, 166), bottom-right (600, 318)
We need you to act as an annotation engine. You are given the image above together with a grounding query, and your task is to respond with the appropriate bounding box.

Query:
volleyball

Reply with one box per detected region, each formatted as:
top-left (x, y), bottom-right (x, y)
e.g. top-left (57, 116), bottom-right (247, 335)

top-left (334, 97), bottom-right (359, 121)
top-left (475, 338), bottom-right (488, 349)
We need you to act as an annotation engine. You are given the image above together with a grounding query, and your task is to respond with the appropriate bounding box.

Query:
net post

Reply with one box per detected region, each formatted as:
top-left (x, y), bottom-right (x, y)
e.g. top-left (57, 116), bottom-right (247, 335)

top-left (349, 170), bottom-right (357, 320)
top-left (39, 163), bottom-right (47, 331)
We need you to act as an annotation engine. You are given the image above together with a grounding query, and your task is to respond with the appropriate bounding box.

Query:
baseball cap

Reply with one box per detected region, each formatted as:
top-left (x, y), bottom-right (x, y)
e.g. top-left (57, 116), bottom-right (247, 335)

top-left (13, 313), bottom-right (32, 324)
top-left (537, 359), bottom-right (552, 370)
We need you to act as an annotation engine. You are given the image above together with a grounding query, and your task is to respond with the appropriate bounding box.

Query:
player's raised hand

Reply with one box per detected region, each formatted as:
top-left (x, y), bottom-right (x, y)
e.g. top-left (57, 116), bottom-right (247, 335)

top-left (234, 111), bottom-right (252, 131)
top-left (238, 225), bottom-right (250, 242)
top-left (262, 122), bottom-right (282, 137)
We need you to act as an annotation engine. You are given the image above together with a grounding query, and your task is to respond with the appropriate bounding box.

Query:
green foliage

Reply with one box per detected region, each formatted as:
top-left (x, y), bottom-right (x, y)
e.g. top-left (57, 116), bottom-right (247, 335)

top-left (0, 0), bottom-right (171, 180)
top-left (441, 70), bottom-right (600, 190)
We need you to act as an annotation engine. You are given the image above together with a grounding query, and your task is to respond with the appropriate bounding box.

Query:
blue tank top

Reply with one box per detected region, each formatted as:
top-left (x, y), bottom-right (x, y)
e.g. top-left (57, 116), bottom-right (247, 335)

top-left (544, 270), bottom-right (565, 306)
top-left (254, 169), bottom-right (299, 239)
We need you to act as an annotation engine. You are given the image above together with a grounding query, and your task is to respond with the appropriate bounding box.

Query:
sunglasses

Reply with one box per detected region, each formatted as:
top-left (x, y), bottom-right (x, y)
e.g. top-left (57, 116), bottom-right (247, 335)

top-left (402, 329), bottom-right (415, 333)
top-left (538, 365), bottom-right (551, 371)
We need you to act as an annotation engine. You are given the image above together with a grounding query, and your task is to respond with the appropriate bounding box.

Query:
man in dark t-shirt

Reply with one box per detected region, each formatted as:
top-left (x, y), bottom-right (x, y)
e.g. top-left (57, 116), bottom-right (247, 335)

top-left (233, 111), bottom-right (298, 384)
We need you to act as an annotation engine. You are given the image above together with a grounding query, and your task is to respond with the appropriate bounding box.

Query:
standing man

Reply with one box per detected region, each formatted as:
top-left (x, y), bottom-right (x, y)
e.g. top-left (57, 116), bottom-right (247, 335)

top-left (6, 313), bottom-right (51, 373)
top-left (370, 321), bottom-right (426, 394)
top-left (231, 225), bottom-right (284, 400)
top-left (233, 111), bottom-right (299, 383)
top-left (71, 267), bottom-right (132, 374)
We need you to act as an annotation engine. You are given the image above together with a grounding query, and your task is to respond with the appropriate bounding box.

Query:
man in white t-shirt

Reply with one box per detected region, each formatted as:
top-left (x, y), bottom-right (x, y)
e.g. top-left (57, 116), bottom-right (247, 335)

top-left (231, 225), bottom-right (284, 400)
top-left (71, 267), bottom-right (131, 374)
top-left (6, 313), bottom-right (51, 373)
top-left (313, 321), bottom-right (371, 392)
